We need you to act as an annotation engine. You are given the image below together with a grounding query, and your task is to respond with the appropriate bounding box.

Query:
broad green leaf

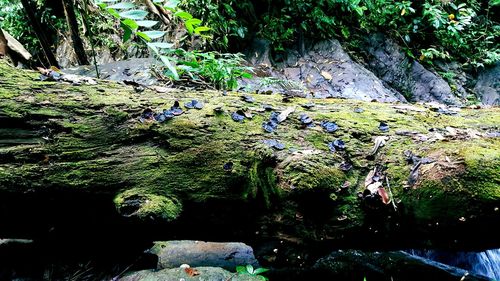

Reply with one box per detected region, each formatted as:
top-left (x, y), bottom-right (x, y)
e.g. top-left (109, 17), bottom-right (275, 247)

top-left (108, 2), bottom-right (135, 9)
top-left (107, 8), bottom-right (121, 19)
top-left (147, 42), bottom-right (174, 49)
top-left (194, 26), bottom-right (211, 33)
top-left (236, 266), bottom-right (247, 273)
top-left (160, 56), bottom-right (179, 80)
top-left (121, 25), bottom-right (132, 42)
top-left (119, 9), bottom-right (148, 20)
top-left (186, 18), bottom-right (202, 26)
top-left (136, 31), bottom-right (152, 42)
top-left (246, 264), bottom-right (254, 274)
top-left (240, 72), bottom-right (252, 79)
top-left (253, 268), bottom-right (270, 275)
top-left (136, 20), bottom-right (159, 28)
top-left (174, 11), bottom-right (193, 20)
top-left (185, 22), bottom-right (194, 34)
top-left (122, 18), bottom-right (138, 30)
top-left (142, 30), bottom-right (166, 39)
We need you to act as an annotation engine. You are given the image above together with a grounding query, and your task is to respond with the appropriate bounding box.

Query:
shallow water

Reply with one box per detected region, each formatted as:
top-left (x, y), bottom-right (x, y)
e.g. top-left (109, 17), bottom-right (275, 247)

top-left (409, 248), bottom-right (500, 280)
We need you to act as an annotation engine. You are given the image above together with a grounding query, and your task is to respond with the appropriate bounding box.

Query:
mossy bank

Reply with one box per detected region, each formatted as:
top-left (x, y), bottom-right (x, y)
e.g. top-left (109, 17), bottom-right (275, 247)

top-left (0, 61), bottom-right (499, 251)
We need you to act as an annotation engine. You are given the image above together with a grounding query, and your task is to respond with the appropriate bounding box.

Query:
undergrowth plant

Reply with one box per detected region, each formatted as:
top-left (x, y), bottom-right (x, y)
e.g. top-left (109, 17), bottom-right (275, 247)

top-left (94, 0), bottom-right (251, 89)
top-left (236, 265), bottom-right (270, 281)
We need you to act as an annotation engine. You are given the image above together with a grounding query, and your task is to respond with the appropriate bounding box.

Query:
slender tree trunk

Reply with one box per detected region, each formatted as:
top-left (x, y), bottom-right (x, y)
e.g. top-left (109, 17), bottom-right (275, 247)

top-left (62, 0), bottom-right (89, 65)
top-left (20, 0), bottom-right (59, 67)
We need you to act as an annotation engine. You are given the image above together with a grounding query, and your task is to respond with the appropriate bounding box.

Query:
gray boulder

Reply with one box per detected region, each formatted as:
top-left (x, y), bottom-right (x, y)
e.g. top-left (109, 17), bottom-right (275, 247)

top-left (120, 267), bottom-right (263, 281)
top-left (149, 241), bottom-right (259, 270)
top-left (365, 33), bottom-right (462, 105)
top-left (474, 63), bottom-right (500, 105)
top-left (280, 39), bottom-right (406, 102)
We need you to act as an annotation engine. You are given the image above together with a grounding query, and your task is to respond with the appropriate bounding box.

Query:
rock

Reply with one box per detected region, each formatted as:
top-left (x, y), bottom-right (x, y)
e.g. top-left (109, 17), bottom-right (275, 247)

top-left (1, 29), bottom-right (31, 61)
top-left (284, 39), bottom-right (406, 102)
top-left (149, 241), bottom-right (259, 270)
top-left (365, 33), bottom-right (461, 105)
top-left (474, 63), bottom-right (500, 105)
top-left (245, 38), bottom-right (272, 66)
top-left (63, 58), bottom-right (157, 86)
top-left (312, 250), bottom-right (490, 281)
top-left (120, 267), bottom-right (263, 281)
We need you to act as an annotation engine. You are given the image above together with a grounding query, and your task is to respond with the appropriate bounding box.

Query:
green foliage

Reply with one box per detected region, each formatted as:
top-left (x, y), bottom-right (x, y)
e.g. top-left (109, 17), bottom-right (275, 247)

top-left (179, 0), bottom-right (499, 68)
top-left (180, 0), bottom-right (253, 50)
top-left (96, 0), bottom-right (251, 89)
top-left (0, 0), bottom-right (65, 59)
top-left (236, 265), bottom-right (270, 281)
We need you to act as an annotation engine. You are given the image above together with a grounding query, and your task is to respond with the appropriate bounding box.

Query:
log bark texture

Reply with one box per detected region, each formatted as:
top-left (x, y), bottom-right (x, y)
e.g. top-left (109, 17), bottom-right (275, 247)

top-left (0, 61), bottom-right (499, 251)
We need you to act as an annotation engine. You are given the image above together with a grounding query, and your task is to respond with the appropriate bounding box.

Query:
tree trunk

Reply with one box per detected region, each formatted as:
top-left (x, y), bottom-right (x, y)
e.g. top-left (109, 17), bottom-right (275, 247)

top-left (0, 61), bottom-right (499, 252)
top-left (62, 0), bottom-right (89, 65)
top-left (19, 0), bottom-right (59, 67)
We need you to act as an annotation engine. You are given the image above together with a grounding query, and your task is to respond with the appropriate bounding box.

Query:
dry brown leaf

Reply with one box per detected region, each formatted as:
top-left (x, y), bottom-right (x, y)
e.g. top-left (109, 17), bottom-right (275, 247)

top-left (185, 267), bottom-right (200, 277)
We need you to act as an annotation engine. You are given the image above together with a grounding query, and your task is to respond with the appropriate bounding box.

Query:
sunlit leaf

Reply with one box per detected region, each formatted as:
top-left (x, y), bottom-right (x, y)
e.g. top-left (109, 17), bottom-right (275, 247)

top-left (136, 20), bottom-right (159, 27)
top-left (194, 26), bottom-right (211, 33)
top-left (107, 8), bottom-right (120, 19)
top-left (119, 9), bottom-right (148, 20)
top-left (122, 18), bottom-right (138, 30)
top-left (164, 0), bottom-right (179, 9)
top-left (108, 2), bottom-right (135, 9)
top-left (147, 42), bottom-right (174, 49)
top-left (160, 56), bottom-right (179, 80)
top-left (142, 30), bottom-right (166, 39)
top-left (186, 18), bottom-right (202, 26)
top-left (246, 264), bottom-right (254, 274)
top-left (136, 31), bottom-right (152, 42)
top-left (174, 11), bottom-right (193, 20)
top-left (253, 268), bottom-right (270, 275)
top-left (185, 22), bottom-right (194, 34)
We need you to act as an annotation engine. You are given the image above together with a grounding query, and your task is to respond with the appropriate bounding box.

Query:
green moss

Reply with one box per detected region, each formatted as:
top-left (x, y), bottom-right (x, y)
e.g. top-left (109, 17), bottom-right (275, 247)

top-left (114, 188), bottom-right (182, 221)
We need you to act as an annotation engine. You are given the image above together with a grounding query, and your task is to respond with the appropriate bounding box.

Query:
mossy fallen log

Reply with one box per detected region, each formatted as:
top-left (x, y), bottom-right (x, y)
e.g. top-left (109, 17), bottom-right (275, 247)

top-left (0, 61), bottom-right (499, 250)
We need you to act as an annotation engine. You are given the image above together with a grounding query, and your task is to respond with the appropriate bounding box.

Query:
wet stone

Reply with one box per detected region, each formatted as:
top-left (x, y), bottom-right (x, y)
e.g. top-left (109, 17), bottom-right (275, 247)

top-left (242, 95), bottom-right (255, 103)
top-left (262, 139), bottom-right (285, 150)
top-left (329, 139), bottom-right (346, 152)
top-left (262, 121), bottom-right (278, 133)
top-left (321, 121), bottom-right (339, 133)
top-left (185, 99), bottom-right (204, 110)
top-left (231, 111), bottom-right (245, 122)
top-left (155, 113), bottom-right (167, 123)
top-left (299, 114), bottom-right (314, 127)
top-left (163, 109), bottom-right (175, 119)
top-left (262, 104), bottom-right (274, 111)
top-left (379, 122), bottom-right (390, 132)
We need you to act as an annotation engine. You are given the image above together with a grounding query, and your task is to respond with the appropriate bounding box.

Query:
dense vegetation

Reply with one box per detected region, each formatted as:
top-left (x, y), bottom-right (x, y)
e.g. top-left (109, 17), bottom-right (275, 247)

top-left (1, 0), bottom-right (499, 79)
top-left (183, 0), bottom-right (499, 67)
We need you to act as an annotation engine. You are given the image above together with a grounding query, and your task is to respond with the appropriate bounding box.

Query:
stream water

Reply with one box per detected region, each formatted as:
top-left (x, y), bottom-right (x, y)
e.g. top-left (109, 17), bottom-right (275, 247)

top-left (409, 248), bottom-right (500, 280)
